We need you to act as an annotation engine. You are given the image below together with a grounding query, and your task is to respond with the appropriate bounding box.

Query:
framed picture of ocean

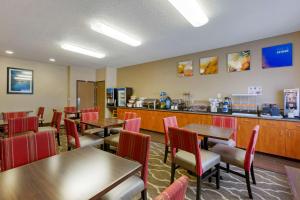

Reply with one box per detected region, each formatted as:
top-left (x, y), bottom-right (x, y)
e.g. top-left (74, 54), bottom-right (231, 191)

top-left (7, 67), bottom-right (33, 94)
top-left (262, 43), bottom-right (293, 69)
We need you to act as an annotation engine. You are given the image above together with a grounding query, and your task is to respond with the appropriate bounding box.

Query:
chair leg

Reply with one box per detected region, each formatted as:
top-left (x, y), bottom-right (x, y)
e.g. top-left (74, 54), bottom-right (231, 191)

top-left (164, 145), bottom-right (168, 163)
top-left (208, 169), bottom-right (212, 182)
top-left (170, 163), bottom-right (176, 184)
top-left (196, 175), bottom-right (201, 200)
top-left (67, 146), bottom-right (71, 151)
top-left (226, 163), bottom-right (230, 173)
top-left (216, 164), bottom-right (220, 189)
top-left (245, 170), bottom-right (253, 199)
top-left (56, 133), bottom-right (61, 146)
top-left (250, 163), bottom-right (256, 185)
top-left (141, 189), bottom-right (147, 200)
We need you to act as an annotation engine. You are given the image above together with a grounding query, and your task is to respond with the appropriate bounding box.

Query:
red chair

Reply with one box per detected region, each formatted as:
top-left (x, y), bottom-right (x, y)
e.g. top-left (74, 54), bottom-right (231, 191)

top-left (8, 116), bottom-right (38, 137)
top-left (163, 116), bottom-right (178, 163)
top-left (102, 130), bottom-right (150, 200)
top-left (2, 111), bottom-right (28, 133)
top-left (110, 111), bottom-right (138, 134)
top-left (80, 107), bottom-right (99, 113)
top-left (64, 106), bottom-right (77, 119)
top-left (209, 116), bottom-right (237, 147)
top-left (155, 176), bottom-right (189, 200)
top-left (38, 112), bottom-right (62, 146)
top-left (210, 125), bottom-right (260, 199)
top-left (80, 112), bottom-right (104, 136)
top-left (104, 118), bottom-right (141, 149)
top-left (169, 127), bottom-right (220, 200)
top-left (37, 107), bottom-right (45, 126)
top-left (0, 131), bottom-right (57, 171)
top-left (64, 119), bottom-right (104, 150)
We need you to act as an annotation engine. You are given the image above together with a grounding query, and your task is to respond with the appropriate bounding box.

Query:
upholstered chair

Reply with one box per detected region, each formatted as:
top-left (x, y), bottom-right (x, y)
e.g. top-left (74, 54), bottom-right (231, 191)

top-left (169, 127), bottom-right (221, 200)
top-left (101, 130), bottom-right (150, 200)
top-left (110, 111), bottom-right (137, 134)
top-left (80, 107), bottom-right (99, 113)
top-left (64, 106), bottom-right (76, 119)
top-left (80, 111), bottom-right (104, 136)
top-left (208, 116), bottom-right (237, 147)
top-left (155, 176), bottom-right (189, 200)
top-left (38, 111), bottom-right (62, 145)
top-left (0, 131), bottom-right (56, 171)
top-left (8, 116), bottom-right (38, 137)
top-left (2, 111), bottom-right (28, 133)
top-left (162, 116), bottom-right (178, 163)
top-left (64, 119), bottom-right (104, 150)
top-left (104, 117), bottom-right (141, 150)
top-left (37, 107), bottom-right (45, 126)
top-left (210, 125), bottom-right (260, 199)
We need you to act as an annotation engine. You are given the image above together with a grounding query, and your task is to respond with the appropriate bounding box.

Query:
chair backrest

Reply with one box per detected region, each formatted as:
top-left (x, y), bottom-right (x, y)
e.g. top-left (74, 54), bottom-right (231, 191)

top-left (37, 107), bottom-right (45, 119)
top-left (0, 131), bottom-right (57, 171)
top-left (52, 112), bottom-right (62, 133)
top-left (80, 111), bottom-right (99, 131)
top-left (8, 116), bottom-right (38, 137)
top-left (244, 125), bottom-right (260, 171)
top-left (212, 116), bottom-right (237, 141)
top-left (124, 112), bottom-right (137, 120)
top-left (80, 107), bottom-right (99, 113)
top-left (169, 127), bottom-right (203, 176)
top-left (124, 118), bottom-right (141, 132)
top-left (2, 112), bottom-right (28, 121)
top-left (117, 130), bottom-right (151, 188)
top-left (163, 116), bottom-right (178, 145)
top-left (155, 175), bottom-right (189, 200)
top-left (64, 119), bottom-right (80, 148)
top-left (64, 106), bottom-right (76, 112)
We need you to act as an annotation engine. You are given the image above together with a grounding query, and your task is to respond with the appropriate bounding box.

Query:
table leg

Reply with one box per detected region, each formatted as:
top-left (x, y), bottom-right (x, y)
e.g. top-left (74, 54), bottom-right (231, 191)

top-left (202, 137), bottom-right (208, 150)
top-left (104, 127), bottom-right (109, 151)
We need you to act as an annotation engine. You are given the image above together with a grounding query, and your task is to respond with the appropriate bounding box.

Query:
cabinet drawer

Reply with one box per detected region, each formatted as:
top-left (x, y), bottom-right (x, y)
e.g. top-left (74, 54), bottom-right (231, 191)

top-left (259, 119), bottom-right (286, 128)
top-left (286, 122), bottom-right (300, 130)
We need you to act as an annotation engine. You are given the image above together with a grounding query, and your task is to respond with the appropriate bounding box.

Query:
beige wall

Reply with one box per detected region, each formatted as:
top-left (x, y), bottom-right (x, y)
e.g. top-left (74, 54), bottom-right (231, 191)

top-left (0, 56), bottom-right (68, 121)
top-left (117, 31), bottom-right (300, 108)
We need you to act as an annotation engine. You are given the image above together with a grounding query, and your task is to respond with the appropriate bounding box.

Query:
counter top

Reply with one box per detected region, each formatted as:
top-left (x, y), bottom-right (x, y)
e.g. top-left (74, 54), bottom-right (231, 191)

top-left (117, 107), bottom-right (300, 122)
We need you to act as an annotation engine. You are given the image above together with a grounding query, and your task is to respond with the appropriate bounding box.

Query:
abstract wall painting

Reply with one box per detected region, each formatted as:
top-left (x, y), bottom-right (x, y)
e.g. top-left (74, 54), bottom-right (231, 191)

top-left (177, 60), bottom-right (193, 77)
top-left (199, 56), bottom-right (218, 75)
top-left (227, 50), bottom-right (251, 72)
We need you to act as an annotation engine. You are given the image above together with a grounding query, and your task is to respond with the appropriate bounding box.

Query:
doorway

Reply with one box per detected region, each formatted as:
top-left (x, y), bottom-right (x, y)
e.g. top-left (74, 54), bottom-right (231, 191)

top-left (76, 80), bottom-right (106, 120)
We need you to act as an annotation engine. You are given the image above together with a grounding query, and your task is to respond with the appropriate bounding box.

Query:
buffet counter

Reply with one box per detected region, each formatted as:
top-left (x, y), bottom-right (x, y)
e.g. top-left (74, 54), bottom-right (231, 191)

top-left (117, 107), bottom-right (300, 160)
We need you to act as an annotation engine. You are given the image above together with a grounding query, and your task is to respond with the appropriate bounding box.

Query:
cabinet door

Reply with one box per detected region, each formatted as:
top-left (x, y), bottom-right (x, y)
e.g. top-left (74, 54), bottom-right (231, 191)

top-left (286, 122), bottom-right (300, 159)
top-left (236, 118), bottom-right (259, 149)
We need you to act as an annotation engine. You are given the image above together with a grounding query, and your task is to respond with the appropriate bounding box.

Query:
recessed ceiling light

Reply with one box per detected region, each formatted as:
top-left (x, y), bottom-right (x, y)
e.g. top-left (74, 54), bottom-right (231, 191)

top-left (5, 50), bottom-right (14, 54)
top-left (168, 0), bottom-right (209, 27)
top-left (49, 58), bottom-right (56, 62)
top-left (91, 22), bottom-right (141, 47)
top-left (61, 44), bottom-right (105, 59)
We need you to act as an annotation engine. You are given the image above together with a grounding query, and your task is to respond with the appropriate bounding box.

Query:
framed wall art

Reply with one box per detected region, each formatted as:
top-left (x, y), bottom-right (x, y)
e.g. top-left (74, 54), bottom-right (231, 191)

top-left (177, 60), bottom-right (193, 77)
top-left (227, 50), bottom-right (250, 72)
top-left (7, 67), bottom-right (33, 94)
top-left (199, 56), bottom-right (218, 75)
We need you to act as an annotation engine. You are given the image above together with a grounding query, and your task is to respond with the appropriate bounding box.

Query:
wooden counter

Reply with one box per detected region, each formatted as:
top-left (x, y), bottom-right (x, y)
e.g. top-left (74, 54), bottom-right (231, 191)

top-left (117, 107), bottom-right (300, 160)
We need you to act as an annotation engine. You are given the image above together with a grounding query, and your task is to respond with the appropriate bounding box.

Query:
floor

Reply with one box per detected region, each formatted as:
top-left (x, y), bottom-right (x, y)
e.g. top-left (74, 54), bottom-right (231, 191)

top-left (141, 130), bottom-right (300, 174)
top-left (58, 130), bottom-right (292, 200)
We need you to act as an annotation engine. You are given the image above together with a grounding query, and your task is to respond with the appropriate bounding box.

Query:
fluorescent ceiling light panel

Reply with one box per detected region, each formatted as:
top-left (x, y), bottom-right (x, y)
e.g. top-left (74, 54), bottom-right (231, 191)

top-left (49, 58), bottom-right (56, 62)
top-left (168, 0), bottom-right (208, 27)
top-left (61, 44), bottom-right (105, 59)
top-left (5, 50), bottom-right (14, 54)
top-left (91, 23), bottom-right (141, 47)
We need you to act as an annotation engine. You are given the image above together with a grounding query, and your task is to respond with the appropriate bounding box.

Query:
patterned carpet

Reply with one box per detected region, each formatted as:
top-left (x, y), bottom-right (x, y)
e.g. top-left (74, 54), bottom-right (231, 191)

top-left (58, 133), bottom-right (292, 200)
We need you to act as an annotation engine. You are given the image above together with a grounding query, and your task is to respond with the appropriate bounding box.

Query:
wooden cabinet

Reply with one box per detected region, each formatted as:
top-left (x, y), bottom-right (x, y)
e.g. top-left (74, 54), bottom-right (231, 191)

top-left (258, 120), bottom-right (286, 156)
top-left (285, 122), bottom-right (300, 159)
top-left (236, 118), bottom-right (259, 149)
top-left (117, 108), bottom-right (300, 160)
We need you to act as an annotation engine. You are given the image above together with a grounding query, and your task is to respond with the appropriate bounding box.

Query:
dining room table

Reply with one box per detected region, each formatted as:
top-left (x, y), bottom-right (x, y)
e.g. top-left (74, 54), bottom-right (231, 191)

top-left (0, 146), bottom-right (142, 200)
top-left (183, 124), bottom-right (234, 150)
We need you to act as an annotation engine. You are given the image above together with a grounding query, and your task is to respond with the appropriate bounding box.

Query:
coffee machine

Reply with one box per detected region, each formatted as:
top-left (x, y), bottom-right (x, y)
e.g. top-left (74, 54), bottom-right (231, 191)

top-left (284, 88), bottom-right (299, 118)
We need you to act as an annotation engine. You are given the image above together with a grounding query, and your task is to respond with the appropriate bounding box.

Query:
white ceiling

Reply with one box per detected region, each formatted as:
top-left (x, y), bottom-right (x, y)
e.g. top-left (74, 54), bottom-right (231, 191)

top-left (0, 0), bottom-right (300, 69)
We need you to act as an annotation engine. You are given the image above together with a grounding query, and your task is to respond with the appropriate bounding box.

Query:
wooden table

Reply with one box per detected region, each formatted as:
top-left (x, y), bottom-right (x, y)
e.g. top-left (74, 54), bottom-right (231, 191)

top-left (81, 118), bottom-right (124, 150)
top-left (0, 147), bottom-right (141, 200)
top-left (0, 120), bottom-right (7, 127)
top-left (285, 166), bottom-right (300, 200)
top-left (183, 124), bottom-right (234, 149)
top-left (65, 110), bottom-right (81, 119)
